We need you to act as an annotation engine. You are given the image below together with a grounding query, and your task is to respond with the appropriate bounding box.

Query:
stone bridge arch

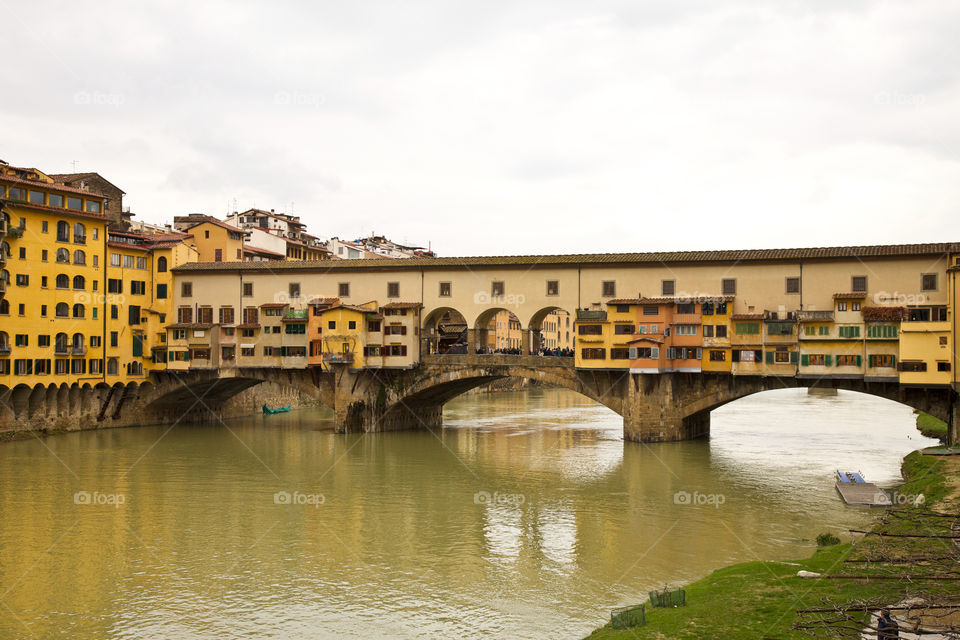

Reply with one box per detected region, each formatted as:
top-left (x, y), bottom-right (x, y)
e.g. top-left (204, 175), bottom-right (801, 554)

top-left (334, 355), bottom-right (628, 434)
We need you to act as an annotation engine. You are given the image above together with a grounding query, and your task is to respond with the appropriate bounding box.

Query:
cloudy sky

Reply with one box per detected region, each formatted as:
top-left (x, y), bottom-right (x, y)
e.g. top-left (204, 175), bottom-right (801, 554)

top-left (2, 1), bottom-right (958, 255)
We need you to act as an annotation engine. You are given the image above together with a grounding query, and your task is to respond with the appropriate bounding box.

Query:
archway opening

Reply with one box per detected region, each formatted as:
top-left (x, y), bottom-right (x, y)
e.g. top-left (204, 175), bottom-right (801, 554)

top-left (527, 306), bottom-right (576, 357)
top-left (474, 308), bottom-right (523, 355)
top-left (422, 307), bottom-right (468, 354)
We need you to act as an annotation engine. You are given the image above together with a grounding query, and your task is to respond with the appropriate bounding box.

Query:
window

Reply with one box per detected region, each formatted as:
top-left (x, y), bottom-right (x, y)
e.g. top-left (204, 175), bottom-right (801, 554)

top-left (219, 306), bottom-right (235, 324)
top-left (546, 280), bottom-right (559, 296)
top-left (614, 324), bottom-right (635, 334)
top-left (852, 302), bottom-right (861, 312)
top-left (387, 282), bottom-right (400, 298)
top-left (73, 250), bottom-right (85, 265)
top-left (851, 276), bottom-right (867, 292)
top-left (57, 221), bottom-right (70, 242)
top-left (73, 275), bottom-right (85, 290)
top-left (110, 305), bottom-right (118, 320)
top-left (676, 302), bottom-right (695, 314)
top-left (735, 322), bottom-right (760, 335)
top-left (17, 247), bottom-right (25, 260)
top-left (130, 281), bottom-right (145, 295)
top-left (89, 359), bottom-right (102, 374)
top-left (243, 282), bottom-right (254, 297)
top-left (205, 230), bottom-right (210, 239)
top-left (73, 304), bottom-right (85, 318)
top-left (661, 280), bottom-right (675, 296)
top-left (716, 325), bottom-right (727, 337)
top-left (580, 348), bottom-right (606, 360)
top-left (786, 277), bottom-right (800, 294)
top-left (197, 307), bottom-right (212, 324)
top-left (721, 279), bottom-right (736, 295)
top-left (48, 195), bottom-right (62, 208)
top-left (338, 282), bottom-right (350, 297)
top-left (921, 274), bottom-right (937, 291)
top-left (610, 348), bottom-right (630, 359)
top-left (56, 248), bottom-right (70, 264)
top-left (709, 350), bottom-right (726, 362)
top-left (110, 332), bottom-right (118, 348)
top-left (868, 354), bottom-right (895, 368)
top-left (703, 325), bottom-right (714, 338)
top-left (55, 303), bottom-right (69, 318)
top-left (289, 282), bottom-right (301, 299)
top-left (491, 281), bottom-right (504, 297)
top-left (178, 307), bottom-right (193, 323)
top-left (439, 282), bottom-right (452, 297)
top-left (367, 320), bottom-right (381, 332)
top-left (107, 358), bottom-right (119, 375)
top-left (836, 354), bottom-right (858, 367)
top-left (181, 282), bottom-right (193, 297)
top-left (85, 200), bottom-right (100, 213)
top-left (348, 320), bottom-right (357, 330)
top-left (110, 253), bottom-right (121, 267)
top-left (837, 302), bottom-right (848, 312)
top-left (327, 320), bottom-right (336, 330)
top-left (38, 335), bottom-right (50, 347)
top-left (29, 190), bottom-right (44, 205)
top-left (774, 349), bottom-right (791, 363)
top-left (90, 336), bottom-right (101, 348)
top-left (73, 223), bottom-right (86, 244)
top-left (899, 361), bottom-right (926, 372)
top-left (157, 256), bottom-right (168, 272)
top-left (107, 279), bottom-right (123, 294)
top-left (214, 248), bottom-right (223, 262)
top-left (838, 325), bottom-right (861, 338)
top-left (767, 322), bottom-right (793, 336)
top-left (15, 274), bottom-right (28, 287)
top-left (0, 300), bottom-right (7, 315)
top-left (157, 284), bottom-right (167, 299)
top-left (15, 334), bottom-right (28, 347)
top-left (643, 305), bottom-right (658, 316)
top-left (284, 323), bottom-right (306, 334)
top-left (937, 362), bottom-right (951, 372)
top-left (675, 324), bottom-right (697, 336)
top-left (578, 325), bottom-right (602, 335)
top-left (601, 281), bottom-right (615, 297)
top-left (41, 250), bottom-right (47, 262)
top-left (136, 257), bottom-right (146, 269)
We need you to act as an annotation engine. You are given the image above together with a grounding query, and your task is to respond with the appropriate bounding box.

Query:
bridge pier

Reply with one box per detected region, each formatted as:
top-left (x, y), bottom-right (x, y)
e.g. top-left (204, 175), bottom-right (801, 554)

top-left (622, 373), bottom-right (712, 442)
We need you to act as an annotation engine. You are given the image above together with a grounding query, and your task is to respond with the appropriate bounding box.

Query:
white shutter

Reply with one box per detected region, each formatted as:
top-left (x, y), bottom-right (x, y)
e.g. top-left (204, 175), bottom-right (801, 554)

top-left (628, 347), bottom-right (637, 359)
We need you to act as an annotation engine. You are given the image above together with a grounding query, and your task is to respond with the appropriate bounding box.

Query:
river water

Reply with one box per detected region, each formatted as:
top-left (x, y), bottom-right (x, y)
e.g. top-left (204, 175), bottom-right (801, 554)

top-left (0, 388), bottom-right (939, 639)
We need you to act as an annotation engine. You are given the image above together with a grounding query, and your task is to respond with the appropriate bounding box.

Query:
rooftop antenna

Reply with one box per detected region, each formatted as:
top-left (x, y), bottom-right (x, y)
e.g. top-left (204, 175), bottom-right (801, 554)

top-left (71, 160), bottom-right (79, 172)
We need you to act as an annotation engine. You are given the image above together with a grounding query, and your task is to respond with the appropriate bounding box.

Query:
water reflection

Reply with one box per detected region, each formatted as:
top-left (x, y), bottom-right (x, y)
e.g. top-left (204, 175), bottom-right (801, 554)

top-left (0, 387), bottom-right (938, 639)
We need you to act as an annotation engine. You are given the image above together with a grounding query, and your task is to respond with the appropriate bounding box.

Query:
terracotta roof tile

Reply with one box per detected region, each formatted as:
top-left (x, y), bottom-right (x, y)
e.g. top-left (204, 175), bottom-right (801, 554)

top-left (171, 242), bottom-right (960, 274)
top-left (731, 313), bottom-right (764, 320)
top-left (833, 292), bottom-right (867, 299)
top-left (862, 306), bottom-right (908, 321)
top-left (383, 302), bottom-right (422, 309)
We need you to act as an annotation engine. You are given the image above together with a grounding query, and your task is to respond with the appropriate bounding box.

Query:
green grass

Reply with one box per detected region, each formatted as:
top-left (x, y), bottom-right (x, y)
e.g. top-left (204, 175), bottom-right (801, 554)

top-left (916, 412), bottom-right (948, 442)
top-left (582, 451), bottom-right (955, 640)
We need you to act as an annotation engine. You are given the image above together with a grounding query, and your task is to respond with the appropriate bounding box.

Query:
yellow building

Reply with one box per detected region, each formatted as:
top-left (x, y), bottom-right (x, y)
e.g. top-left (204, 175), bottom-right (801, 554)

top-left (105, 230), bottom-right (198, 381)
top-left (539, 309), bottom-right (574, 352)
top-left (183, 219), bottom-right (246, 263)
top-left (308, 301), bottom-right (421, 370)
top-left (0, 164), bottom-right (110, 385)
top-left (700, 298), bottom-right (733, 373)
top-left (899, 304), bottom-right (951, 386)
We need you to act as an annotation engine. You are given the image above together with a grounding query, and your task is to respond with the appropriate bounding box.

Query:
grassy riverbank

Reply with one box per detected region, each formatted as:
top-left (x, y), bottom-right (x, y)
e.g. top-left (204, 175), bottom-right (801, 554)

top-left (917, 411), bottom-right (949, 442)
top-left (582, 451), bottom-right (959, 640)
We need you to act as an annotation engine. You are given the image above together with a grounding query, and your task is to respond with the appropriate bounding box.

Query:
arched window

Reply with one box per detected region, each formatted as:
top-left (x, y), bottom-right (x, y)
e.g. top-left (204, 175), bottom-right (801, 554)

top-left (73, 249), bottom-right (86, 265)
top-left (0, 299), bottom-right (8, 315)
top-left (56, 221), bottom-right (69, 242)
top-left (71, 333), bottom-right (84, 350)
top-left (73, 303), bottom-right (85, 318)
top-left (73, 275), bottom-right (85, 290)
top-left (1, 241), bottom-right (9, 257)
top-left (55, 303), bottom-right (69, 318)
top-left (73, 223), bottom-right (86, 244)
top-left (0, 331), bottom-right (8, 349)
top-left (56, 274), bottom-right (69, 289)
top-left (107, 358), bottom-right (119, 376)
top-left (0, 269), bottom-right (8, 284)
top-left (55, 333), bottom-right (68, 353)
top-left (56, 248), bottom-right (70, 264)
top-left (157, 256), bottom-right (168, 273)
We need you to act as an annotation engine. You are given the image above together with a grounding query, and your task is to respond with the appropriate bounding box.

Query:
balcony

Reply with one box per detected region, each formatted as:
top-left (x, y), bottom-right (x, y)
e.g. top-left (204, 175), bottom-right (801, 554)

top-left (70, 345), bottom-right (87, 356)
top-left (0, 344), bottom-right (10, 355)
top-left (54, 346), bottom-right (70, 355)
top-left (322, 353), bottom-right (354, 364)
top-left (284, 309), bottom-right (308, 319)
top-left (577, 310), bottom-right (607, 322)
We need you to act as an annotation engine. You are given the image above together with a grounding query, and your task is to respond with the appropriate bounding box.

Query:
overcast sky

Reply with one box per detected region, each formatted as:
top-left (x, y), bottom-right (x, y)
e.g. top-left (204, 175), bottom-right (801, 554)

top-left (2, 1), bottom-right (958, 255)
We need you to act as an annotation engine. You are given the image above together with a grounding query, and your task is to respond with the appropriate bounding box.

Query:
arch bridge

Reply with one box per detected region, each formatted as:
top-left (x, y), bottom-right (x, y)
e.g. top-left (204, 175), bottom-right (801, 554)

top-left (14, 355), bottom-right (943, 443)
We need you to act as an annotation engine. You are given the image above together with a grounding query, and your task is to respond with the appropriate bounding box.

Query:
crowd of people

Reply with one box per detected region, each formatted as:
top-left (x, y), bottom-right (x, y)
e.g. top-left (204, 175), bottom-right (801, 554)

top-left (472, 346), bottom-right (574, 357)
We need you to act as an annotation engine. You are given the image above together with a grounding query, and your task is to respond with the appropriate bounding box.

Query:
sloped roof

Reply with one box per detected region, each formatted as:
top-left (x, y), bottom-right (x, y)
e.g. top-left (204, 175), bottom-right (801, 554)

top-left (172, 242), bottom-right (960, 274)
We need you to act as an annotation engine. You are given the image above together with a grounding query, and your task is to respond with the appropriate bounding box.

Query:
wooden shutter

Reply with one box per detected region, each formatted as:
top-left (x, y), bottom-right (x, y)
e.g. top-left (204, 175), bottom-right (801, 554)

top-left (628, 347), bottom-right (637, 359)
top-left (856, 355), bottom-right (862, 367)
top-left (801, 354), bottom-right (809, 366)
top-left (790, 351), bottom-right (798, 364)
top-left (825, 354), bottom-right (832, 366)
top-left (765, 350), bottom-right (774, 364)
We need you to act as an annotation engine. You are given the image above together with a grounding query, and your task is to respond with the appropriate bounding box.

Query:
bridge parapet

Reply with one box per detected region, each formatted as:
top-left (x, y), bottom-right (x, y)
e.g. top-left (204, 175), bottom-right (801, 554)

top-left (422, 354), bottom-right (574, 369)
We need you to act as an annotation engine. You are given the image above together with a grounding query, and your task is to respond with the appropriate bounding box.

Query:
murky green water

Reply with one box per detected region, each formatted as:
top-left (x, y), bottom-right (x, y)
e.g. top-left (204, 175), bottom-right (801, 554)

top-left (0, 388), bottom-right (938, 639)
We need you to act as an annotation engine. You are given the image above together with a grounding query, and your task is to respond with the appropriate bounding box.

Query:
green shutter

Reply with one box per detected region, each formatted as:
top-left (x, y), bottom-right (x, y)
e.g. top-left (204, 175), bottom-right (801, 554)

top-left (132, 335), bottom-right (143, 358)
top-left (825, 354), bottom-right (832, 366)
top-left (801, 354), bottom-right (809, 366)
top-left (790, 351), bottom-right (799, 364)
top-left (765, 350), bottom-right (774, 364)
top-left (856, 355), bottom-right (862, 367)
